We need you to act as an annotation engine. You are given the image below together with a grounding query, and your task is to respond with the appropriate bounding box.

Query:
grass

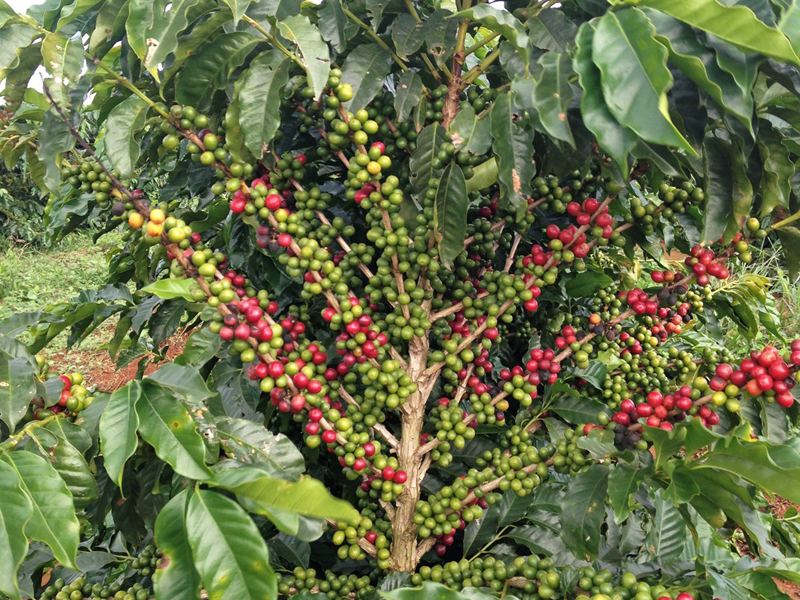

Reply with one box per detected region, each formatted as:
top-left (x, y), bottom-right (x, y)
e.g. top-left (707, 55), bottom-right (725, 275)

top-left (0, 232), bottom-right (124, 373)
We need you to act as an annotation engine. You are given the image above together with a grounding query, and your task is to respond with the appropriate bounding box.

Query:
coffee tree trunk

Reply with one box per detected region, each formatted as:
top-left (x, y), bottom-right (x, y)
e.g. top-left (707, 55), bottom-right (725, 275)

top-left (390, 337), bottom-right (432, 571)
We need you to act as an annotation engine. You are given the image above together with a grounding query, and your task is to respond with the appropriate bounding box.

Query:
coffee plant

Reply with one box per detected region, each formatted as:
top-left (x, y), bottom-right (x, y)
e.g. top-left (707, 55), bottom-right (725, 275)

top-left (2, 1), bottom-right (800, 599)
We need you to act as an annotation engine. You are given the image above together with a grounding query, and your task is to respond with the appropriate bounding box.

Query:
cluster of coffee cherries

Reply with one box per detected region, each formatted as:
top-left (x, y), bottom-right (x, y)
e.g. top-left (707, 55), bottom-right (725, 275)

top-left (713, 343), bottom-right (800, 408)
top-left (277, 568), bottom-right (374, 600)
top-left (25, 361), bottom-right (95, 422)
top-left (60, 158), bottom-right (124, 206)
top-left (37, 577), bottom-right (152, 600)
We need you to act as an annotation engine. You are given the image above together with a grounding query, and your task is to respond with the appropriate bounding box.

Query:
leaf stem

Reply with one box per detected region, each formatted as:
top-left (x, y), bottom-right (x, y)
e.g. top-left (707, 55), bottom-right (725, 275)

top-left (402, 0), bottom-right (447, 81)
top-left (464, 31), bottom-right (500, 56)
top-left (242, 15), bottom-right (305, 70)
top-left (340, 6), bottom-right (409, 71)
top-left (462, 48), bottom-right (500, 84)
top-left (768, 208), bottom-right (800, 231)
top-left (0, 414), bottom-right (60, 453)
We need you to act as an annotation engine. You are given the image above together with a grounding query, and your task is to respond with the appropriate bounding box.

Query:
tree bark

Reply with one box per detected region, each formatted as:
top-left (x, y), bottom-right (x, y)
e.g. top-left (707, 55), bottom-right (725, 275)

top-left (389, 336), bottom-right (434, 571)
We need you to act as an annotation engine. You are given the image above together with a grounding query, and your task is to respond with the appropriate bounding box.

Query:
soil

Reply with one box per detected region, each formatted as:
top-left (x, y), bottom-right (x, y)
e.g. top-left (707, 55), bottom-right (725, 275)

top-left (46, 332), bottom-right (188, 392)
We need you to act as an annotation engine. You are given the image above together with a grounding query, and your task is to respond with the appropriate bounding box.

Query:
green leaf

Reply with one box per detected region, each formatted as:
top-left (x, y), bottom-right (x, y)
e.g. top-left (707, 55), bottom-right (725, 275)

top-left (645, 10), bottom-right (754, 130)
top-left (126, 0), bottom-right (202, 79)
top-left (318, 0), bottom-right (347, 53)
top-left (105, 95), bottom-right (149, 179)
top-left (450, 105), bottom-right (491, 157)
top-left (88, 0), bottom-right (129, 56)
top-left (564, 271), bottom-right (614, 297)
top-left (147, 363), bottom-right (218, 412)
top-left (434, 163), bottom-right (468, 269)
top-left (466, 156), bottom-right (498, 193)
top-left (278, 14), bottom-right (330, 101)
top-left (608, 463), bottom-right (652, 523)
top-left (392, 14), bottom-right (425, 60)
top-left (340, 43), bottom-right (391, 113)
top-left (0, 356), bottom-right (37, 432)
top-left (636, 0), bottom-right (800, 66)
top-left (592, 8), bottom-right (695, 155)
top-left (454, 5), bottom-right (529, 64)
top-left (215, 417), bottom-right (304, 480)
top-left (693, 437), bottom-right (800, 503)
top-left (135, 381), bottom-right (212, 480)
top-left (0, 460), bottom-right (32, 600)
top-left (30, 430), bottom-right (97, 511)
top-left (154, 491), bottom-right (201, 600)
top-left (2, 42), bottom-right (42, 113)
top-left (523, 53), bottom-right (577, 146)
top-left (40, 32), bottom-right (84, 110)
top-left (212, 466), bottom-right (359, 521)
top-left (644, 491), bottom-right (691, 560)
top-left (491, 92), bottom-right (535, 219)
top-left (757, 122), bottom-right (793, 216)
top-left (187, 489), bottom-right (277, 600)
top-left (175, 32), bottom-right (261, 108)
top-left (100, 380), bottom-right (141, 488)
top-left (0, 20), bottom-right (36, 80)
top-left (527, 9), bottom-right (578, 53)
top-left (559, 464), bottom-right (609, 560)
top-left (394, 70), bottom-right (424, 123)
top-left (549, 392), bottom-right (606, 424)
top-left (708, 570), bottom-right (751, 600)
top-left (176, 327), bottom-right (221, 367)
top-left (0, 451), bottom-right (79, 570)
top-left (221, 0), bottom-right (254, 25)
top-left (140, 278), bottom-right (196, 301)
top-left (702, 134), bottom-right (753, 243)
top-left (38, 108), bottom-right (76, 194)
top-left (269, 533), bottom-right (310, 569)
top-left (238, 49), bottom-right (291, 160)
top-left (409, 122), bottom-right (448, 202)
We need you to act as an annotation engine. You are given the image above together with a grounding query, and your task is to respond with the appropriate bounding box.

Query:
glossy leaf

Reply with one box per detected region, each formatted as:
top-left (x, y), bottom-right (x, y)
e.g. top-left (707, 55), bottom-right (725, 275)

top-left (31, 430), bottom-right (98, 511)
top-left (175, 32), bottom-right (261, 107)
top-left (0, 451), bottom-right (79, 570)
top-left (532, 52), bottom-right (575, 147)
top-left (454, 5), bottom-right (529, 64)
top-left (409, 122), bottom-right (448, 201)
top-left (105, 95), bottom-right (149, 178)
top-left (154, 490), bottom-right (201, 600)
top-left (278, 15), bottom-right (330, 101)
top-left (490, 92), bottom-right (535, 219)
top-left (88, 0), bottom-right (129, 55)
top-left (318, 0), bottom-right (347, 53)
top-left (41, 32), bottom-right (83, 107)
top-left (608, 463), bottom-right (652, 523)
top-left (186, 489), bottom-right (277, 600)
top-left (592, 8), bottom-right (695, 155)
top-left (0, 356), bottom-right (36, 433)
top-left (100, 380), bottom-right (141, 487)
top-left (693, 437), bottom-right (800, 503)
top-left (37, 109), bottom-right (76, 193)
top-left (1, 42), bottom-right (42, 112)
top-left (434, 163), bottom-right (468, 269)
top-left (702, 134), bottom-right (752, 243)
top-left (126, 0), bottom-right (202, 78)
top-left (527, 9), bottom-right (578, 53)
top-left (135, 381), bottom-right (212, 480)
top-left (140, 278), bottom-right (196, 301)
top-left (340, 43), bottom-right (391, 112)
top-left (644, 491), bottom-right (691, 561)
top-left (645, 10), bottom-right (753, 130)
top-left (757, 122), bottom-right (793, 216)
top-left (392, 14), bottom-right (425, 60)
top-left (395, 70), bottom-right (424, 123)
top-left (215, 417), bottom-right (304, 479)
top-left (559, 464), bottom-right (609, 559)
top-left (637, 0), bottom-right (800, 66)
top-left (0, 460), bottom-right (32, 600)
top-left (212, 466), bottom-right (359, 521)
top-left (450, 105), bottom-right (491, 157)
top-left (221, 0), bottom-right (254, 25)
top-left (238, 49), bottom-right (291, 160)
